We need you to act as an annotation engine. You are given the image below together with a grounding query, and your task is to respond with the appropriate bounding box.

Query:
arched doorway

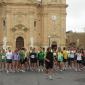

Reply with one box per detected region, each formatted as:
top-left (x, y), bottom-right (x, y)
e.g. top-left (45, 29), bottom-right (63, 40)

top-left (16, 37), bottom-right (24, 49)
top-left (51, 41), bottom-right (57, 50)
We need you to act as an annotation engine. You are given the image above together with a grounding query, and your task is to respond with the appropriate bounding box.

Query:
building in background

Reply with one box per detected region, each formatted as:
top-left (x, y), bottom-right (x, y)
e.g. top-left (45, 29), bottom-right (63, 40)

top-left (66, 31), bottom-right (85, 49)
top-left (0, 0), bottom-right (67, 50)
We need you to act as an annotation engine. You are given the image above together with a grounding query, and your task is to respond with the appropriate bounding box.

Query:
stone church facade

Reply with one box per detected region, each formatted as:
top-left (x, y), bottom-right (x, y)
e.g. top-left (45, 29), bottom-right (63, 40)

top-left (0, 0), bottom-right (67, 50)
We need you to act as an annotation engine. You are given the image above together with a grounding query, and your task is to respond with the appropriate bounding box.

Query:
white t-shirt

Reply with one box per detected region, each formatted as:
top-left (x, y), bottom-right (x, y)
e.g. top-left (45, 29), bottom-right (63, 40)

top-left (6, 52), bottom-right (13, 59)
top-left (77, 53), bottom-right (82, 60)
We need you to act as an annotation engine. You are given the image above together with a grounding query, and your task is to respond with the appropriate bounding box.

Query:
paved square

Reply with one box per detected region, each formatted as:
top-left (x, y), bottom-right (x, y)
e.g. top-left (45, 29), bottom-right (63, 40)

top-left (0, 70), bottom-right (85, 85)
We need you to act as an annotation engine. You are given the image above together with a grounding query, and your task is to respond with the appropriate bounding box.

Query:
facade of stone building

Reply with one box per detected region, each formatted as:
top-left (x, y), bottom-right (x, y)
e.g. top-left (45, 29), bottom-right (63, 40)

top-left (0, 0), bottom-right (67, 50)
top-left (66, 31), bottom-right (85, 49)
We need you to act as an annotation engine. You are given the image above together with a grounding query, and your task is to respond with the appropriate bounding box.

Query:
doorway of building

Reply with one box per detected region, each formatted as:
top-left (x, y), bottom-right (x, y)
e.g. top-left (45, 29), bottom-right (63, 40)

top-left (16, 37), bottom-right (24, 49)
top-left (51, 41), bottom-right (57, 50)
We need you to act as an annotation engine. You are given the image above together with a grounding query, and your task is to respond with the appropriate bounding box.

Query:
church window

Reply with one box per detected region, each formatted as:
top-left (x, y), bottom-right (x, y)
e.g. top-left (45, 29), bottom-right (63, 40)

top-left (34, 21), bottom-right (36, 27)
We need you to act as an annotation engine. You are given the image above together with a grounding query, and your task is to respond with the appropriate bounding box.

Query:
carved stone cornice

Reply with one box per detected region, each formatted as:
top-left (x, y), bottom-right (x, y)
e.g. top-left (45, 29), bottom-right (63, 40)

top-left (0, 2), bottom-right (6, 6)
top-left (0, 2), bottom-right (68, 8)
top-left (42, 4), bottom-right (68, 8)
top-left (11, 24), bottom-right (29, 32)
top-left (49, 34), bottom-right (60, 38)
top-left (0, 2), bottom-right (38, 7)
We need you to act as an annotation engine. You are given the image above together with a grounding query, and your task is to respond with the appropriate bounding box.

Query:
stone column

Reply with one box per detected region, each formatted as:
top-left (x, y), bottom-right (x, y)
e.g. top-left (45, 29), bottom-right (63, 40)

top-left (2, 16), bottom-right (7, 50)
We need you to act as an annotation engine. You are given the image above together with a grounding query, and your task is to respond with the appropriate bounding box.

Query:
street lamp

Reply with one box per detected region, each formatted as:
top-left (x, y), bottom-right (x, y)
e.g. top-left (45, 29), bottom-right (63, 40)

top-left (48, 35), bottom-right (51, 47)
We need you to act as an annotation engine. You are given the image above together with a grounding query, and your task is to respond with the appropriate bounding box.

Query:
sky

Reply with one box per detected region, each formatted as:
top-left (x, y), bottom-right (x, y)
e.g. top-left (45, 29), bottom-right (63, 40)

top-left (66, 0), bottom-right (85, 32)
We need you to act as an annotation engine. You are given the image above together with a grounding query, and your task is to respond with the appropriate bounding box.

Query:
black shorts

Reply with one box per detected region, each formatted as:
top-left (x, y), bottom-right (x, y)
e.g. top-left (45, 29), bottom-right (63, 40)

top-left (82, 61), bottom-right (85, 65)
top-left (20, 59), bottom-right (25, 64)
top-left (74, 56), bottom-right (77, 60)
top-left (30, 58), bottom-right (37, 63)
top-left (70, 58), bottom-right (74, 61)
top-left (68, 58), bottom-right (71, 65)
top-left (39, 60), bottom-right (44, 66)
top-left (6, 59), bottom-right (12, 63)
top-left (24, 57), bottom-right (28, 62)
top-left (63, 59), bottom-right (67, 62)
top-left (77, 60), bottom-right (82, 63)
top-left (45, 62), bottom-right (53, 69)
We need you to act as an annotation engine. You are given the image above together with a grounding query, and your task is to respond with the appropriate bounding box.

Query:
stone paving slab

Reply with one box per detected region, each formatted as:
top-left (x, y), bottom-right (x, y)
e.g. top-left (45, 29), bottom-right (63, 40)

top-left (0, 70), bottom-right (85, 85)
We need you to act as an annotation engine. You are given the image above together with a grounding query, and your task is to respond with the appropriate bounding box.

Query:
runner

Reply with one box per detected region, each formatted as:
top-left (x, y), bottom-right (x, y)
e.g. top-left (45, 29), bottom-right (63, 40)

top-left (63, 47), bottom-right (68, 70)
top-left (1, 49), bottom-right (6, 71)
top-left (76, 50), bottom-right (82, 71)
top-left (69, 50), bottom-right (75, 69)
top-left (12, 49), bottom-right (20, 72)
top-left (0, 50), bottom-right (2, 71)
top-left (24, 49), bottom-right (29, 71)
top-left (6, 49), bottom-right (13, 73)
top-left (29, 48), bottom-right (37, 71)
top-left (45, 47), bottom-right (54, 80)
top-left (53, 49), bottom-right (58, 72)
top-left (38, 47), bottom-right (45, 72)
top-left (57, 48), bottom-right (64, 71)
top-left (19, 48), bottom-right (26, 72)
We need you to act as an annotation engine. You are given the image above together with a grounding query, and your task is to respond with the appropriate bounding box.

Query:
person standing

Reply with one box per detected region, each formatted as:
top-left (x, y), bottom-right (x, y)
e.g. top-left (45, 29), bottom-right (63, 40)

top-left (1, 49), bottom-right (6, 71)
top-left (12, 49), bottom-right (19, 72)
top-left (57, 49), bottom-right (64, 72)
top-left (6, 49), bottom-right (13, 73)
top-left (63, 47), bottom-right (68, 70)
top-left (29, 48), bottom-right (37, 71)
top-left (19, 48), bottom-right (26, 72)
top-left (76, 50), bottom-right (82, 71)
top-left (38, 47), bottom-right (45, 72)
top-left (45, 47), bottom-right (54, 80)
top-left (0, 50), bottom-right (2, 71)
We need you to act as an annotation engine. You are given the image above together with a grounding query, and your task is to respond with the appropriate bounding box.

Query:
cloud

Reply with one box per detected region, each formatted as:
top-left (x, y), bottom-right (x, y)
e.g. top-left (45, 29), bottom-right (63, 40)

top-left (66, 0), bottom-right (85, 32)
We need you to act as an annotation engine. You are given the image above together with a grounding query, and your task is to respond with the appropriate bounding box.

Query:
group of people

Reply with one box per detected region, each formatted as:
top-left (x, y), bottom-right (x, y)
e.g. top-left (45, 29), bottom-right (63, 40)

top-left (0, 47), bottom-right (85, 79)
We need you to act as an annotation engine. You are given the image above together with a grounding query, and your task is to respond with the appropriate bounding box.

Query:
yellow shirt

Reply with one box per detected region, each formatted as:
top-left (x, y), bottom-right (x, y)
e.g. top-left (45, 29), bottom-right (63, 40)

top-left (63, 50), bottom-right (68, 59)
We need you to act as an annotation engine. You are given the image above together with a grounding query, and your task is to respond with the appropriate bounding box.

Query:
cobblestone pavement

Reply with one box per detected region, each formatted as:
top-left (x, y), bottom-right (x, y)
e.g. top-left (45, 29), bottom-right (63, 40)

top-left (0, 70), bottom-right (85, 85)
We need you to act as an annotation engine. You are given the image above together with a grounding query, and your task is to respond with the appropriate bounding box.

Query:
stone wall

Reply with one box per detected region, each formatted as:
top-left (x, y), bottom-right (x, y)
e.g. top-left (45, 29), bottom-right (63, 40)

top-left (0, 0), bottom-right (67, 50)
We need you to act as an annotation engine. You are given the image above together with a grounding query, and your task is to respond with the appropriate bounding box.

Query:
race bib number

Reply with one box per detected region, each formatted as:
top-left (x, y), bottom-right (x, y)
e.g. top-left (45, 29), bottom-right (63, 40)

top-left (53, 53), bottom-right (56, 56)
top-left (31, 55), bottom-right (35, 58)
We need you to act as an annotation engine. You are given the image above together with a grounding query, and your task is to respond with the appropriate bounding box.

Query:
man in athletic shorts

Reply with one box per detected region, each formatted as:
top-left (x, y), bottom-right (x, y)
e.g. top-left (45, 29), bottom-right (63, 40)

top-left (38, 47), bottom-right (45, 72)
top-left (29, 48), bottom-right (37, 71)
top-left (45, 47), bottom-right (54, 80)
top-left (19, 48), bottom-right (26, 72)
top-left (6, 49), bottom-right (13, 73)
top-left (1, 49), bottom-right (6, 71)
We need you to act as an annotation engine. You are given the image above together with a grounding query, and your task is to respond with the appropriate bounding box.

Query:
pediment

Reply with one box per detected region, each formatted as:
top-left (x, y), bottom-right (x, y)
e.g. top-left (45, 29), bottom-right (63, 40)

top-left (11, 24), bottom-right (29, 32)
